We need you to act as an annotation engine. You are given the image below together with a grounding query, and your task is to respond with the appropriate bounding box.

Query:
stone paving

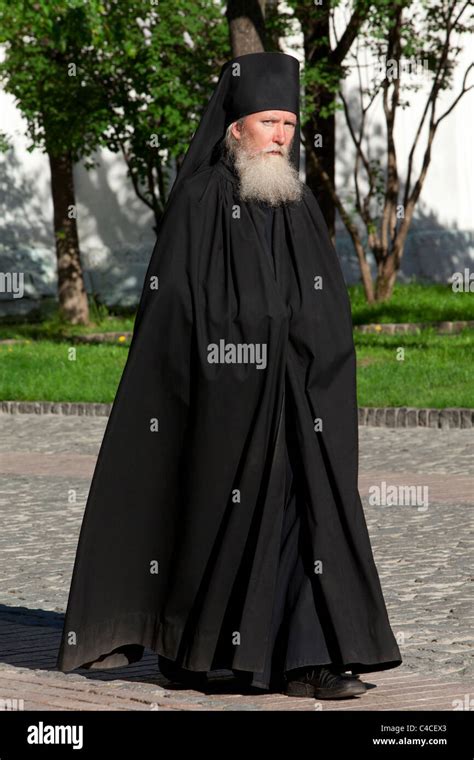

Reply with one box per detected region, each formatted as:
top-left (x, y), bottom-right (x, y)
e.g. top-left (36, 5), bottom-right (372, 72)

top-left (0, 415), bottom-right (472, 710)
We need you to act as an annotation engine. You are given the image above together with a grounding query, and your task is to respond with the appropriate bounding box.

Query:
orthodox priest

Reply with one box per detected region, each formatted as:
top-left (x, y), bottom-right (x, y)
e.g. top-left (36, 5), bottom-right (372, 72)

top-left (56, 51), bottom-right (402, 700)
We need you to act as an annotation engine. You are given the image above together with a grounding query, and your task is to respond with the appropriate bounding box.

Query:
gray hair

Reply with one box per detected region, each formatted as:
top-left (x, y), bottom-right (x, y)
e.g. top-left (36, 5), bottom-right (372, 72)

top-left (223, 117), bottom-right (245, 158)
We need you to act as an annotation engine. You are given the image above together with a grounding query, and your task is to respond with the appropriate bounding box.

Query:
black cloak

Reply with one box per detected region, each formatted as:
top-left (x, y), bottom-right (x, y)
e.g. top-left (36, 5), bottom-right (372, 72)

top-left (57, 52), bottom-right (402, 681)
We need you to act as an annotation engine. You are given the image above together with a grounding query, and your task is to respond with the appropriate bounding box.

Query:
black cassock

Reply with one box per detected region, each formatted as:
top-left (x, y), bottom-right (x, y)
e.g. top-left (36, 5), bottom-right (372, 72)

top-left (56, 151), bottom-right (402, 686)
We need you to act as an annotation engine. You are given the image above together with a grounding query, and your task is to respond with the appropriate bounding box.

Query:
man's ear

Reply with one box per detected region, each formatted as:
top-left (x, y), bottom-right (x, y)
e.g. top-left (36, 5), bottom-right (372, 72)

top-left (230, 120), bottom-right (243, 141)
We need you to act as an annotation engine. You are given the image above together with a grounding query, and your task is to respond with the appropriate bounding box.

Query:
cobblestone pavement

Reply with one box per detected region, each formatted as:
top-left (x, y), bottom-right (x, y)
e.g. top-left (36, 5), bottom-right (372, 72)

top-left (0, 416), bottom-right (472, 710)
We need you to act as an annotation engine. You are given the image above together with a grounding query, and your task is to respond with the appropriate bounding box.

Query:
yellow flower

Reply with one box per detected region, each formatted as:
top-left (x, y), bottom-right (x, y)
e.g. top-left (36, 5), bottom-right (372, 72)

top-left (118, 335), bottom-right (126, 343)
top-left (375, 324), bottom-right (382, 332)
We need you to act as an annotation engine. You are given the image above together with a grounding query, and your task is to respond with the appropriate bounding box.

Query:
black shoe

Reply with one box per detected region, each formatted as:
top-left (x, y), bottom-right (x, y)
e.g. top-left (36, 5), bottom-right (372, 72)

top-left (328, 663), bottom-right (361, 680)
top-left (158, 655), bottom-right (208, 689)
top-left (284, 665), bottom-right (367, 699)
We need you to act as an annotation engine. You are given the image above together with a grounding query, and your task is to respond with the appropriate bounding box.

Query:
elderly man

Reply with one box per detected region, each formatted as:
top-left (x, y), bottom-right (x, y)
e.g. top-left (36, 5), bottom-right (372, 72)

top-left (57, 52), bottom-right (402, 701)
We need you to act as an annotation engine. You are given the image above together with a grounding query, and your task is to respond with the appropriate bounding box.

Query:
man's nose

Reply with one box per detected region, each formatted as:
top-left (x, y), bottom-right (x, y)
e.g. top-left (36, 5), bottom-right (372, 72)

top-left (272, 125), bottom-right (285, 144)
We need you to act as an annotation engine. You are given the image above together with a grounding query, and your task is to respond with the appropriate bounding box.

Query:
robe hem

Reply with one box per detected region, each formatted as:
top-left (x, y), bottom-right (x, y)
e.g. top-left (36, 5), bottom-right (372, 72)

top-left (56, 610), bottom-right (402, 680)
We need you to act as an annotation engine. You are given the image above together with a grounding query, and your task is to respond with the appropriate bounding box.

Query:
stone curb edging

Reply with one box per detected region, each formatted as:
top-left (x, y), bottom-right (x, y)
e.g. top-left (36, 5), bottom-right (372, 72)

top-left (354, 320), bottom-right (474, 334)
top-left (0, 401), bottom-right (112, 416)
top-left (0, 332), bottom-right (133, 346)
top-left (358, 406), bottom-right (473, 428)
top-left (69, 331), bottom-right (132, 344)
top-left (0, 400), bottom-right (473, 428)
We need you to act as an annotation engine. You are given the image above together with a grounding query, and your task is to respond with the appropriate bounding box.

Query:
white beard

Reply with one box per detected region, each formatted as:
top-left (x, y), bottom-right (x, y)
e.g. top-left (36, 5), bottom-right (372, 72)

top-left (227, 132), bottom-right (304, 207)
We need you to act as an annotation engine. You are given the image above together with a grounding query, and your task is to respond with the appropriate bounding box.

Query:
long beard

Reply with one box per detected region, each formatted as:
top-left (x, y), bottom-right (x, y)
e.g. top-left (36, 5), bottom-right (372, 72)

top-left (228, 133), bottom-right (304, 207)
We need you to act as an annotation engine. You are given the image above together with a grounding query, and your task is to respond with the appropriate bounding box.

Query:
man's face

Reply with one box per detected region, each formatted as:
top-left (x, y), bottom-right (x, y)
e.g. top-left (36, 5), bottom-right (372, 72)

top-left (225, 108), bottom-right (303, 206)
top-left (230, 110), bottom-right (297, 158)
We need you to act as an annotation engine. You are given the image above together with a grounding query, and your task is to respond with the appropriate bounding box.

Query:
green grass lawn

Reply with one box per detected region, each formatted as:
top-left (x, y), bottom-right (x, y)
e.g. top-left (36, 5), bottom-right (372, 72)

top-left (0, 341), bottom-right (128, 403)
top-left (355, 328), bottom-right (474, 407)
top-left (350, 281), bottom-right (474, 325)
top-left (0, 284), bottom-right (472, 407)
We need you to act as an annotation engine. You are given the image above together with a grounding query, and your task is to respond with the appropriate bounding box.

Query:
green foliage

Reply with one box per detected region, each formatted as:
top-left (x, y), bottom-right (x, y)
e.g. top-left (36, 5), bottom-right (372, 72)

top-left (81, 0), bottom-right (229, 207)
top-left (0, 0), bottom-right (109, 159)
top-left (0, 130), bottom-right (10, 152)
top-left (0, 0), bottom-right (230, 206)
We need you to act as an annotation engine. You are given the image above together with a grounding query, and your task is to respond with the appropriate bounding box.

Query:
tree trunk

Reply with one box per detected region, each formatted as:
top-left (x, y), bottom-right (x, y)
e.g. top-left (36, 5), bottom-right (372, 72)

top-left (302, 101), bottom-right (335, 241)
top-left (226, 0), bottom-right (266, 56)
top-left (374, 255), bottom-right (398, 301)
top-left (297, 9), bottom-right (336, 242)
top-left (48, 152), bottom-right (89, 325)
